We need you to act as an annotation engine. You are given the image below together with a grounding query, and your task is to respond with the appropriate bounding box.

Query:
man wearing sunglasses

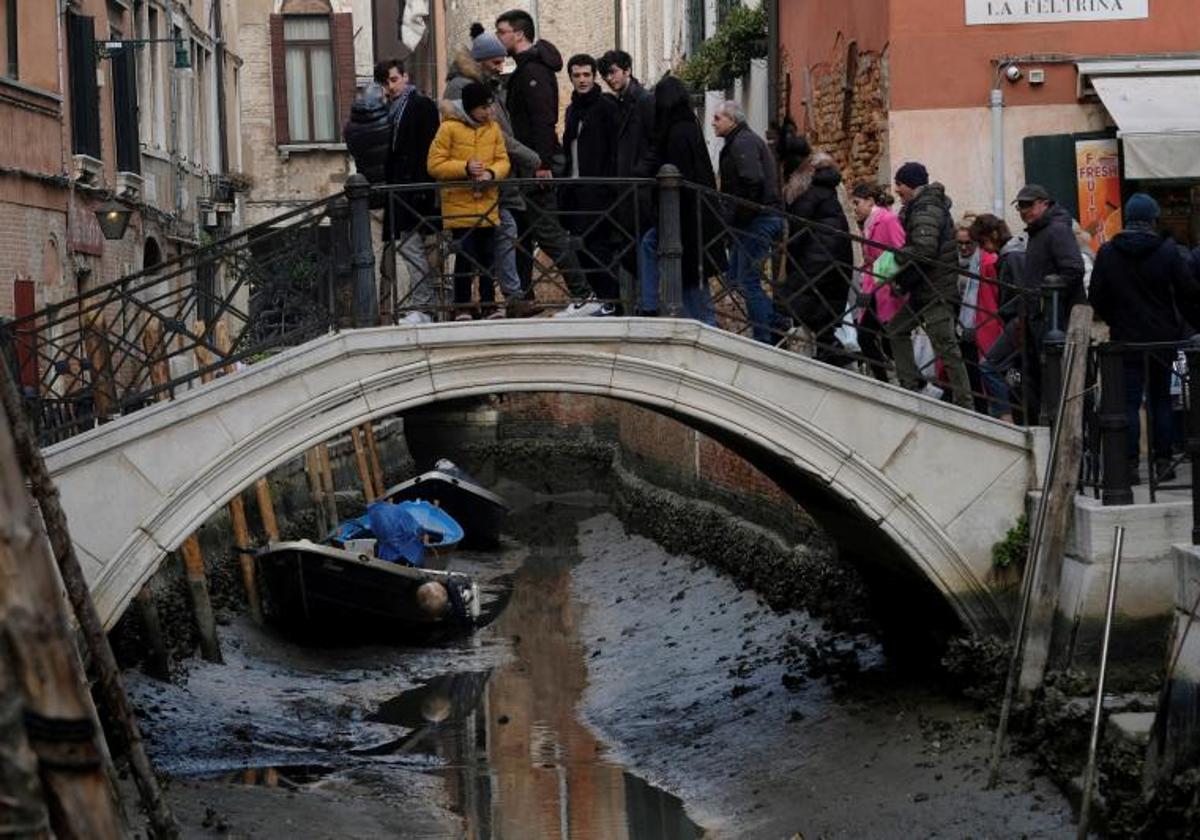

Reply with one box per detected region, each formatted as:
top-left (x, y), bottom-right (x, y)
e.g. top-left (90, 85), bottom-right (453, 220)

top-left (1012, 184), bottom-right (1085, 418)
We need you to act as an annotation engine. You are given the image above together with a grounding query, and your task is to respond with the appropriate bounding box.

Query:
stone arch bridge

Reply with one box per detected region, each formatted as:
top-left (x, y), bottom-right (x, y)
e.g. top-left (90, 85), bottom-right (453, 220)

top-left (43, 320), bottom-right (1046, 635)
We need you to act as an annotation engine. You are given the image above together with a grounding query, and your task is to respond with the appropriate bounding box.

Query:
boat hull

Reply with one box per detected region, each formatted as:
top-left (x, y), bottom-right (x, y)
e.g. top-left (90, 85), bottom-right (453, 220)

top-left (255, 541), bottom-right (479, 634)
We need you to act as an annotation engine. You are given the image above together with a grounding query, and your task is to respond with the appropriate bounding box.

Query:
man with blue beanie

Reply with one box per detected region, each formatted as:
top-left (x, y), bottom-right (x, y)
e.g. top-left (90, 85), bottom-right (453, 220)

top-left (886, 160), bottom-right (974, 409)
top-left (1090, 192), bottom-right (1200, 483)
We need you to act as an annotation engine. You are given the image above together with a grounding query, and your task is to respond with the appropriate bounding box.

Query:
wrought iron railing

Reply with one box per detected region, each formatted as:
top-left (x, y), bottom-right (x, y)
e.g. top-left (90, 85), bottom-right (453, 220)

top-left (5, 168), bottom-right (1044, 446)
top-left (0, 195), bottom-right (337, 444)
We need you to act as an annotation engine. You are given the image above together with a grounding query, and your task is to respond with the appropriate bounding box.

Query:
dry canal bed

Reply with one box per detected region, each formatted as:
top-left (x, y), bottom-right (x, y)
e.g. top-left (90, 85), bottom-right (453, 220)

top-left (126, 488), bottom-right (1077, 837)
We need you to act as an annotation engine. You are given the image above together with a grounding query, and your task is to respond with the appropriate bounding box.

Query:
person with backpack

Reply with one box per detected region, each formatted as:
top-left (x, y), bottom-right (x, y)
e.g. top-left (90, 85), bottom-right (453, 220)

top-left (886, 161), bottom-right (973, 409)
top-left (345, 59), bottom-right (440, 324)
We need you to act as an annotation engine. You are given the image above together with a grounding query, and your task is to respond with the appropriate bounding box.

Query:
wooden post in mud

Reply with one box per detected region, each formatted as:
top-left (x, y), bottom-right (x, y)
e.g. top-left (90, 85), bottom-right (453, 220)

top-left (255, 478), bottom-right (281, 542)
top-left (134, 587), bottom-right (171, 681)
top-left (179, 326), bottom-right (226, 662)
top-left (0, 355), bottom-right (180, 840)
top-left (363, 422), bottom-right (386, 497)
top-left (180, 535), bottom-right (223, 664)
top-left (83, 311), bottom-right (117, 421)
top-left (351, 426), bottom-right (377, 504)
top-left (0, 386), bottom-right (124, 838)
top-left (228, 492), bottom-right (264, 624)
top-left (211, 322), bottom-right (264, 623)
top-left (305, 448), bottom-right (330, 536)
top-left (141, 318), bottom-right (172, 402)
top-left (1019, 306), bottom-right (1092, 695)
top-left (318, 444), bottom-right (339, 523)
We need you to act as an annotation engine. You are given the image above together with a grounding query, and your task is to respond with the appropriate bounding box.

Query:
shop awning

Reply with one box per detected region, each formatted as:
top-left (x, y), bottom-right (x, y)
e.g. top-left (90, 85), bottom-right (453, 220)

top-left (1087, 72), bottom-right (1200, 179)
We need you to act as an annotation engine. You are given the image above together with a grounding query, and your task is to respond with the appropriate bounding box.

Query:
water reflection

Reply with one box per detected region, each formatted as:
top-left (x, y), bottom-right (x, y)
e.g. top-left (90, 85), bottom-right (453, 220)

top-left (372, 505), bottom-right (703, 839)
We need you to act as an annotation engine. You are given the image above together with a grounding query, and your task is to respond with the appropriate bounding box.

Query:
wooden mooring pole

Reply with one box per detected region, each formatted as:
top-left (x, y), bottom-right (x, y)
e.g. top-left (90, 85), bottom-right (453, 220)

top-left (351, 425), bottom-right (377, 504)
top-left (134, 587), bottom-right (171, 681)
top-left (305, 448), bottom-right (330, 536)
top-left (363, 421), bottom-right (386, 497)
top-left (212, 321), bottom-right (264, 623)
top-left (180, 536), bottom-right (223, 664)
top-left (318, 443), bottom-right (339, 524)
top-left (0, 360), bottom-right (179, 838)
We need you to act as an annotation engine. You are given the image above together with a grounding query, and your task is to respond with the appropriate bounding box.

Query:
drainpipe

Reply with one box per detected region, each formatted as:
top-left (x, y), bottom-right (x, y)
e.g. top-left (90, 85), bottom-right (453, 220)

top-left (990, 82), bottom-right (1005, 217)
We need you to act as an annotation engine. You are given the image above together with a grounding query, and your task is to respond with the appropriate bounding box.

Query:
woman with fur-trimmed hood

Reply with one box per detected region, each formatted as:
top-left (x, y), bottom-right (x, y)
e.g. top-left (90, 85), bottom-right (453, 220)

top-left (777, 149), bottom-right (855, 365)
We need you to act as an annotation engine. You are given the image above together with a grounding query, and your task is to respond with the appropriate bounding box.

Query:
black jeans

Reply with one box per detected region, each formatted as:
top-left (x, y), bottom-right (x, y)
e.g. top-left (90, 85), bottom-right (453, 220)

top-left (451, 227), bottom-right (496, 317)
top-left (1124, 352), bottom-right (1175, 464)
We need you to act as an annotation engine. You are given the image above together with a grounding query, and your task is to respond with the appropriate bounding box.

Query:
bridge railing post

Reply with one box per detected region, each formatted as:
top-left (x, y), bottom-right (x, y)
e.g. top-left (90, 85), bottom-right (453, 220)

top-left (1098, 343), bottom-right (1134, 506)
top-left (345, 174), bottom-right (378, 328)
top-left (656, 165), bottom-right (683, 318)
top-left (329, 196), bottom-right (353, 329)
top-left (1039, 273), bottom-right (1067, 426)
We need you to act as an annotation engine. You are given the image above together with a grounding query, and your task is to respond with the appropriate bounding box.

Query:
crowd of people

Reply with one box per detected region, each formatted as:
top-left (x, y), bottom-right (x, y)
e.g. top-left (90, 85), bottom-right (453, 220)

top-left (344, 8), bottom-right (1200, 459)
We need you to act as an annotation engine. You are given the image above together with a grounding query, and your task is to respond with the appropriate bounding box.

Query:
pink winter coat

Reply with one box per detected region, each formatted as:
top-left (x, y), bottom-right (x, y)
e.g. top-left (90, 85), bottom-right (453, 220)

top-left (859, 206), bottom-right (908, 323)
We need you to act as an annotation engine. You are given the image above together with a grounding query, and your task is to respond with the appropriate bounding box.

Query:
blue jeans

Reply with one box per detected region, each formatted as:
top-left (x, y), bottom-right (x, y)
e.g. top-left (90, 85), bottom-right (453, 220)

top-left (726, 214), bottom-right (783, 343)
top-left (638, 227), bottom-right (717, 326)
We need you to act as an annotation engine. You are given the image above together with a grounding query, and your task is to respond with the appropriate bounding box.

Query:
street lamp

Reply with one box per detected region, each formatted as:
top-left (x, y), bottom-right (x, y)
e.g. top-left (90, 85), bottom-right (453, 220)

top-left (94, 198), bottom-right (133, 240)
top-left (96, 35), bottom-right (191, 70)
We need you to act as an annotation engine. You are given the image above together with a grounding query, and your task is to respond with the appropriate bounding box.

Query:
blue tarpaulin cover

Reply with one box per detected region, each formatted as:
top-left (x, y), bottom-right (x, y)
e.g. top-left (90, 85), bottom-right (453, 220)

top-left (329, 501), bottom-right (465, 567)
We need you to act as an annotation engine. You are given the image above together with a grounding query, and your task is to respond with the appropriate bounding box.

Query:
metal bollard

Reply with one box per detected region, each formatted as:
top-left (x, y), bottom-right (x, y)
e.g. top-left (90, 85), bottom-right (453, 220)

top-left (1039, 274), bottom-right (1067, 425)
top-left (656, 165), bottom-right (684, 317)
top-left (1098, 343), bottom-right (1133, 506)
top-left (345, 174), bottom-right (378, 328)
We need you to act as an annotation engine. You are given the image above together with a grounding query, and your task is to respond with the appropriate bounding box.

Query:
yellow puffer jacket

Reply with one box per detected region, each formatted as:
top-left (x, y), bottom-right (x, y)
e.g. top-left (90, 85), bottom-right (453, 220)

top-left (427, 101), bottom-right (510, 228)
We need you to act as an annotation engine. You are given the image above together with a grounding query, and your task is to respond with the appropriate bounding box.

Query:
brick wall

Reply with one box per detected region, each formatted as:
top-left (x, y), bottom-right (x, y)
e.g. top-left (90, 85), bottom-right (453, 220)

top-left (0, 200), bottom-right (68, 318)
top-left (805, 36), bottom-right (888, 190)
top-left (495, 392), bottom-right (800, 521)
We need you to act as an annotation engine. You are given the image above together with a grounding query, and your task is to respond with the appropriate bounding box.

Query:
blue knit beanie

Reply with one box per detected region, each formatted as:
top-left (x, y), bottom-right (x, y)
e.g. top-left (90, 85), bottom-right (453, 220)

top-left (894, 161), bottom-right (929, 189)
top-left (1124, 192), bottom-right (1160, 224)
top-left (470, 32), bottom-right (507, 61)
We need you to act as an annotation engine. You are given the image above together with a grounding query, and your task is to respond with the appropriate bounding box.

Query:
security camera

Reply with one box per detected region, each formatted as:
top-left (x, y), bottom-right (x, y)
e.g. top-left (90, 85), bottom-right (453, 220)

top-left (1004, 64), bottom-right (1023, 83)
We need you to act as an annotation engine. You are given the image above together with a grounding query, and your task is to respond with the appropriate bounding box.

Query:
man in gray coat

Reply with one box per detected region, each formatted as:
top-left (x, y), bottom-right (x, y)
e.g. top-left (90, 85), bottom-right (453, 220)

top-left (444, 27), bottom-right (544, 316)
top-left (714, 101), bottom-right (782, 343)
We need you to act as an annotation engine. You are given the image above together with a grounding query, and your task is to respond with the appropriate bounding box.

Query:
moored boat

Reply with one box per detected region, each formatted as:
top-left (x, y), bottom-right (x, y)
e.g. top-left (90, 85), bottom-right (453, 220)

top-left (383, 459), bottom-right (509, 548)
top-left (255, 540), bottom-right (481, 633)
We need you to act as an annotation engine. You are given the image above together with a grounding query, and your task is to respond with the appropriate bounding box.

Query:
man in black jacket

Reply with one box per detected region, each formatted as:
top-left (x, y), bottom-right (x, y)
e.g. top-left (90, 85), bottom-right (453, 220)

top-left (373, 59), bottom-right (440, 325)
top-left (886, 161), bottom-right (973, 408)
top-left (555, 54), bottom-right (621, 316)
top-left (1013, 183), bottom-right (1086, 418)
top-left (494, 9), bottom-right (589, 309)
top-left (599, 49), bottom-right (655, 278)
top-left (714, 101), bottom-right (782, 343)
top-left (1090, 193), bottom-right (1200, 482)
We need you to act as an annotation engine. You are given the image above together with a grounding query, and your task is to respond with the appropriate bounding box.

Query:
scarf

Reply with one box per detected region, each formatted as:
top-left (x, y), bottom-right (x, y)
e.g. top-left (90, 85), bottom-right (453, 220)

top-left (959, 249), bottom-right (982, 331)
top-left (388, 84), bottom-right (415, 148)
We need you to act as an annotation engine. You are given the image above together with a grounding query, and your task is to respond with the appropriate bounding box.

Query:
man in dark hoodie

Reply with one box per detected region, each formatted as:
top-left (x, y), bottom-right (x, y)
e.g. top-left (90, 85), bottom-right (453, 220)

top-left (555, 53), bottom-right (621, 316)
top-left (1090, 193), bottom-right (1200, 483)
top-left (494, 9), bottom-right (590, 309)
top-left (887, 161), bottom-right (973, 409)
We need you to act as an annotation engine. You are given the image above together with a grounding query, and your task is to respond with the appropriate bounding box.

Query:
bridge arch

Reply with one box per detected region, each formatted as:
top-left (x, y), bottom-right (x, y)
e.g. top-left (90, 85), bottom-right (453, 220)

top-left (43, 321), bottom-right (1043, 633)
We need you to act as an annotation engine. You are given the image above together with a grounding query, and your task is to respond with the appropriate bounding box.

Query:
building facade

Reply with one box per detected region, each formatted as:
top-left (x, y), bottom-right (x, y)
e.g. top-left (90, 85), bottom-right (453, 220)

top-left (0, 0), bottom-right (243, 324)
top-left (779, 0), bottom-right (1200, 243)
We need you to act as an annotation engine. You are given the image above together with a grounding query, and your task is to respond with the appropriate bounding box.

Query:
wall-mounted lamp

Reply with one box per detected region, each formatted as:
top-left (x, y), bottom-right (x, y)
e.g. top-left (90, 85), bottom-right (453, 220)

top-left (94, 198), bottom-right (133, 240)
top-left (96, 36), bottom-right (190, 70)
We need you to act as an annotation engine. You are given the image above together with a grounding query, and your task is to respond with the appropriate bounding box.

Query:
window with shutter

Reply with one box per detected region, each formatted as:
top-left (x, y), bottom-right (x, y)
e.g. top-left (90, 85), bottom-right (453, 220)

top-left (687, 0), bottom-right (704, 58)
top-left (271, 9), bottom-right (354, 146)
top-left (2, 0), bottom-right (17, 80)
top-left (112, 47), bottom-right (141, 173)
top-left (68, 13), bottom-right (102, 158)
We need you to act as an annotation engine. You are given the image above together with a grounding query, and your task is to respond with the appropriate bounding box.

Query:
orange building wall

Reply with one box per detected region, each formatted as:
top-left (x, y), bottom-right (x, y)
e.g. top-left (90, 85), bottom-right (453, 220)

top-left (890, 0), bottom-right (1200, 111)
top-left (778, 0), bottom-right (890, 128)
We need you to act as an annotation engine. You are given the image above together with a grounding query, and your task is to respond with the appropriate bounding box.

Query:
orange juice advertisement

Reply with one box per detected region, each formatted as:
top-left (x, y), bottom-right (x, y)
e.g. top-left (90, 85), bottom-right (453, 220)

top-left (1076, 139), bottom-right (1122, 253)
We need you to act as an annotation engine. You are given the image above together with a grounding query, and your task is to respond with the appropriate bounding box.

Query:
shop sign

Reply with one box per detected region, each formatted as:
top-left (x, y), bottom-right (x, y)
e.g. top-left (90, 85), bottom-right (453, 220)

top-left (965, 0), bottom-right (1148, 25)
top-left (1075, 138), bottom-right (1122, 253)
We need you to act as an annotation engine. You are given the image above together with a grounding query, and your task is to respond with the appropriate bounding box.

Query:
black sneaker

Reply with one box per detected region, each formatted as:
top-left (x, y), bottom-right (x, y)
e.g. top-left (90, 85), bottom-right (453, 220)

top-left (1128, 459), bottom-right (1142, 486)
top-left (1155, 459), bottom-right (1177, 482)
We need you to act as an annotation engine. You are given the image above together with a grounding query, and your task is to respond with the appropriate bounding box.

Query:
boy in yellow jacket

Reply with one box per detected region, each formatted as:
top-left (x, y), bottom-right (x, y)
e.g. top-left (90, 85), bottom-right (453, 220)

top-left (428, 82), bottom-right (510, 319)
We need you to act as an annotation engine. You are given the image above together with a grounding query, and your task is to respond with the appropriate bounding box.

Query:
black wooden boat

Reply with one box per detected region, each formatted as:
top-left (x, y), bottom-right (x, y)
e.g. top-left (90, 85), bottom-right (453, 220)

top-left (383, 459), bottom-right (509, 548)
top-left (255, 540), bottom-right (480, 633)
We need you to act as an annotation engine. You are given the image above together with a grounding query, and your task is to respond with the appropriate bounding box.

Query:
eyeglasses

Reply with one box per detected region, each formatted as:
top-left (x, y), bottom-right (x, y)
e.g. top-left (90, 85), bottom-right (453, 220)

top-left (1016, 200), bottom-right (1036, 209)
top-left (957, 241), bottom-right (976, 250)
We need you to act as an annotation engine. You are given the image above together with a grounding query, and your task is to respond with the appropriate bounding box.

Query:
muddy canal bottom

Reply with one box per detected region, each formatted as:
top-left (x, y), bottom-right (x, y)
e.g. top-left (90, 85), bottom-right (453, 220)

top-left (128, 491), bottom-right (1076, 838)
